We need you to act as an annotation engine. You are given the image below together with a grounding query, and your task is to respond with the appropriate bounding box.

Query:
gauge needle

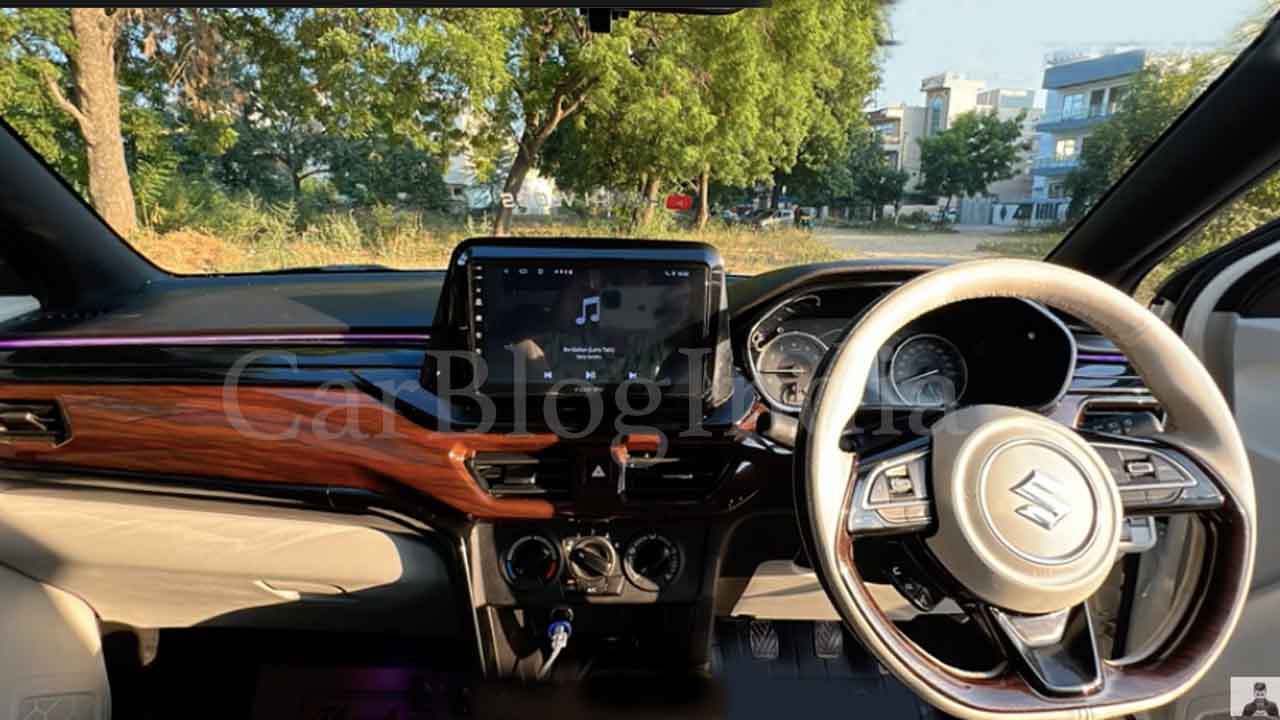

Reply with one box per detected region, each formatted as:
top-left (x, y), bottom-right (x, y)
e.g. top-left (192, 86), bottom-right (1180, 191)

top-left (899, 368), bottom-right (941, 384)
top-left (759, 367), bottom-right (806, 376)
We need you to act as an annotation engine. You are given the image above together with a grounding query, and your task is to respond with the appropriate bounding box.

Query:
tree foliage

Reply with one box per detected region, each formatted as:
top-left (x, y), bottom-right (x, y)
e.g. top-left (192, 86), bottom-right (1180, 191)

top-left (783, 128), bottom-right (907, 218)
top-left (918, 110), bottom-right (1028, 209)
top-left (1063, 54), bottom-right (1223, 219)
top-left (0, 5), bottom-right (887, 238)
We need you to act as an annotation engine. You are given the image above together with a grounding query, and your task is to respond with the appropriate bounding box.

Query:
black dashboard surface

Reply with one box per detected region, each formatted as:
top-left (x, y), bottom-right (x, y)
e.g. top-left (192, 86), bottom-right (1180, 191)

top-left (0, 271), bottom-right (445, 337)
top-left (0, 258), bottom-right (942, 339)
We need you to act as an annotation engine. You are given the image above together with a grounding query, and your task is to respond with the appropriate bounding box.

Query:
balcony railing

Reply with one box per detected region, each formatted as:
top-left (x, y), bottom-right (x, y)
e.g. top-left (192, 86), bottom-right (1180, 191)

top-left (1032, 155), bottom-right (1081, 172)
top-left (1036, 107), bottom-right (1111, 128)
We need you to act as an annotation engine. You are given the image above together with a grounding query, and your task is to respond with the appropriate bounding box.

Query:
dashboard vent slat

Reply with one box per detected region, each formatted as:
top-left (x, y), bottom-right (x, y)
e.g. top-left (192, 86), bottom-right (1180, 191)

top-left (470, 453), bottom-right (570, 498)
top-left (624, 456), bottom-right (725, 501)
top-left (0, 401), bottom-right (68, 444)
top-left (1063, 317), bottom-right (1154, 397)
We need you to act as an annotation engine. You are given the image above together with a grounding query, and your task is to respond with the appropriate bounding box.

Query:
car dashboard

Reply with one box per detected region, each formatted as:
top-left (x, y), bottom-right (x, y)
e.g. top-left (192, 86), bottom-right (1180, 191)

top-left (0, 241), bottom-right (1155, 682)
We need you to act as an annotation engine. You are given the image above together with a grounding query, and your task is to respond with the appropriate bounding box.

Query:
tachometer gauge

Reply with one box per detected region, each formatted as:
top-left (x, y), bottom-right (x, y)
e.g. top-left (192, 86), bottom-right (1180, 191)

top-left (889, 334), bottom-right (967, 407)
top-left (755, 331), bottom-right (828, 411)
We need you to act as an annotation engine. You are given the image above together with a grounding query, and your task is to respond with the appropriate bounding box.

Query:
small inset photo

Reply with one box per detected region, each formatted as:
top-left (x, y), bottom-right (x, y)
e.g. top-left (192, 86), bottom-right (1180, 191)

top-left (1232, 677), bottom-right (1280, 718)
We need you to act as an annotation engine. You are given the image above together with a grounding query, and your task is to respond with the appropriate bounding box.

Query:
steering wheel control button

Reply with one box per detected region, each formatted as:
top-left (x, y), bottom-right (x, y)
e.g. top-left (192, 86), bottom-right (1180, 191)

top-left (848, 445), bottom-right (934, 535)
top-left (926, 406), bottom-right (1122, 615)
top-left (1089, 441), bottom-right (1224, 512)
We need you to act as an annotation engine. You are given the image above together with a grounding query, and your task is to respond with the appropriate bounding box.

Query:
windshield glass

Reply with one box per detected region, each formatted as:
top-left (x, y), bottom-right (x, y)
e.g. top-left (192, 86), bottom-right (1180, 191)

top-left (0, 4), bottom-right (1268, 275)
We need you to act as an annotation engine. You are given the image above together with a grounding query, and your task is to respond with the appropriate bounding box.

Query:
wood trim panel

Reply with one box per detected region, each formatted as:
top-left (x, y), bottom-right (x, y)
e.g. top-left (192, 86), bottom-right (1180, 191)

top-left (0, 384), bottom-right (557, 519)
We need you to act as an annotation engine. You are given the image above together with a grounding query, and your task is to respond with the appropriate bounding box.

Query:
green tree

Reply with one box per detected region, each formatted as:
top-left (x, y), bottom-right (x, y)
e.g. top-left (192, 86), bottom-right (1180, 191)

top-left (848, 131), bottom-right (909, 220)
top-left (327, 139), bottom-right (450, 209)
top-left (918, 110), bottom-right (1028, 213)
top-left (538, 0), bottom-right (884, 230)
top-left (0, 9), bottom-right (230, 236)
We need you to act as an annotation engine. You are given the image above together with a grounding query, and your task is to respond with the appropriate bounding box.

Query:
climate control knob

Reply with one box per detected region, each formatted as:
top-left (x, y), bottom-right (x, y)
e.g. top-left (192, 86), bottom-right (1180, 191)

top-left (566, 536), bottom-right (618, 581)
top-left (503, 535), bottom-right (560, 589)
top-left (623, 533), bottom-right (683, 591)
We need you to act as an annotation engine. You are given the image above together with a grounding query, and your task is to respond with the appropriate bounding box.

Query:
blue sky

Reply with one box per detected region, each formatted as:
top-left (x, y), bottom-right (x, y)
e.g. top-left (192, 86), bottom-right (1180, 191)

top-left (874, 0), bottom-right (1261, 108)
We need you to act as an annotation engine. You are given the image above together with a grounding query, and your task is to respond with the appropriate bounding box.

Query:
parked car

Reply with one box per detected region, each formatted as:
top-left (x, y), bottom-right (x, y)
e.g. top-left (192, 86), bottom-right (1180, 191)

top-left (753, 207), bottom-right (795, 230)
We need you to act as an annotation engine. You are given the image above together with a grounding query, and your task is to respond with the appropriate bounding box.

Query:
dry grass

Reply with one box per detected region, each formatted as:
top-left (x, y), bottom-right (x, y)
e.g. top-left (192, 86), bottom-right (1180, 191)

top-left (129, 214), bottom-right (846, 276)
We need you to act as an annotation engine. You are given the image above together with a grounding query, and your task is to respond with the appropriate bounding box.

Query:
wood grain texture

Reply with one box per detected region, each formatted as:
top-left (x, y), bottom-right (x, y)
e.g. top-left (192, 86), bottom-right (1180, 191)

top-left (0, 383), bottom-right (557, 519)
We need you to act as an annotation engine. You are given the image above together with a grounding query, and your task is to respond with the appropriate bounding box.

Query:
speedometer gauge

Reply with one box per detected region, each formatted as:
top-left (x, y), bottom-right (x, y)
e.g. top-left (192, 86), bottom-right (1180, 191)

top-left (889, 334), bottom-right (967, 407)
top-left (755, 331), bottom-right (828, 411)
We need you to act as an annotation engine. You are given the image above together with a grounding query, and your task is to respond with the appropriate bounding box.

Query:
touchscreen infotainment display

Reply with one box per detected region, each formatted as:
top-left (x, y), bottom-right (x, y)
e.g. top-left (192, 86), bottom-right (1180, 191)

top-left (469, 260), bottom-right (710, 395)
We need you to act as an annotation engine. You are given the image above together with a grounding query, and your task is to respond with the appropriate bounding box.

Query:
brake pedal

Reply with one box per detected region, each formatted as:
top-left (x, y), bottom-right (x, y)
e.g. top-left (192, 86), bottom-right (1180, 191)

top-left (747, 620), bottom-right (779, 661)
top-left (814, 621), bottom-right (843, 660)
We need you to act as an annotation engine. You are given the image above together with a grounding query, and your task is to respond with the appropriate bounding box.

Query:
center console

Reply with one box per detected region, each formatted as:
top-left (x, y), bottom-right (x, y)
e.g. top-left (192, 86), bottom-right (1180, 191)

top-left (419, 240), bottom-right (754, 680)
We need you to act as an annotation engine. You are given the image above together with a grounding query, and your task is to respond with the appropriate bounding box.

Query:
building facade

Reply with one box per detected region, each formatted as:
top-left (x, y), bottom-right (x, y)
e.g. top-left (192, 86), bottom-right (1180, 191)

top-left (867, 104), bottom-right (927, 190)
top-left (1031, 49), bottom-right (1146, 208)
top-left (915, 76), bottom-right (1043, 222)
top-left (920, 72), bottom-right (988, 137)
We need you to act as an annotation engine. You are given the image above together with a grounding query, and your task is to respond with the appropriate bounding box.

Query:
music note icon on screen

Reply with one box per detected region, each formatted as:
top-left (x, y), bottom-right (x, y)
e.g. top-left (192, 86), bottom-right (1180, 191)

top-left (575, 295), bottom-right (601, 326)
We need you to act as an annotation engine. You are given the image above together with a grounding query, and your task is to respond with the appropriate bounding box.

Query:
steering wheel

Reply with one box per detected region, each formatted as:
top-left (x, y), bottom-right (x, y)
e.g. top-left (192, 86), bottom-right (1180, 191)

top-left (797, 259), bottom-right (1256, 720)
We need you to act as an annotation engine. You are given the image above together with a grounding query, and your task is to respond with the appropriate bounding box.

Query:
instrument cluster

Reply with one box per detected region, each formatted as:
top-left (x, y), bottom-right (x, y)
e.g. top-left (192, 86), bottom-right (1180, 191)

top-left (743, 284), bottom-right (1075, 415)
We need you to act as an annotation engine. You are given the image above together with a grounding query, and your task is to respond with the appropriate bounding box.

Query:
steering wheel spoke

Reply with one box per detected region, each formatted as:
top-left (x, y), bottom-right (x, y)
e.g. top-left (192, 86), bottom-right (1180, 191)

top-left (847, 437), bottom-right (934, 537)
top-left (986, 603), bottom-right (1104, 697)
top-left (1084, 435), bottom-right (1226, 515)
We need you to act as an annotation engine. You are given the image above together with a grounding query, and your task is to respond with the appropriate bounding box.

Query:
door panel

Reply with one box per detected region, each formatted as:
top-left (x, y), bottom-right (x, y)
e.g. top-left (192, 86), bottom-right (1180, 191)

top-left (1160, 239), bottom-right (1280, 720)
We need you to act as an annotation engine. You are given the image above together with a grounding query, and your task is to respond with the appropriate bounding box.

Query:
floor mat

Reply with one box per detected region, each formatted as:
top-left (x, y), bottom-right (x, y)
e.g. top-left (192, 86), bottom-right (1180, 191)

top-left (251, 666), bottom-right (462, 720)
top-left (713, 619), bottom-right (945, 719)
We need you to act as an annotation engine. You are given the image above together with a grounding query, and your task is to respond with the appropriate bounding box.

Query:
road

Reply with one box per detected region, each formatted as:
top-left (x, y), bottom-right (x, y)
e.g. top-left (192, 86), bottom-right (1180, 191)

top-left (817, 224), bottom-right (1020, 260)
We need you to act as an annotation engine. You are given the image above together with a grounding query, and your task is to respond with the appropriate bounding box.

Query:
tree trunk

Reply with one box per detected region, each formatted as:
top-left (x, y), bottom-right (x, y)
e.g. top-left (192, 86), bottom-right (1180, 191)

top-left (61, 10), bottom-right (138, 237)
top-left (637, 177), bottom-right (661, 228)
top-left (631, 172), bottom-right (649, 225)
top-left (696, 167), bottom-right (710, 231)
top-left (493, 143), bottom-right (535, 236)
top-left (770, 182), bottom-right (782, 210)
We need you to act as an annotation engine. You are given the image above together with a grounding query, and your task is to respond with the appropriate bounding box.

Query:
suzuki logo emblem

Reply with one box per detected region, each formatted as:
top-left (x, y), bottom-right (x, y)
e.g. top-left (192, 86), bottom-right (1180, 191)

top-left (1010, 470), bottom-right (1073, 531)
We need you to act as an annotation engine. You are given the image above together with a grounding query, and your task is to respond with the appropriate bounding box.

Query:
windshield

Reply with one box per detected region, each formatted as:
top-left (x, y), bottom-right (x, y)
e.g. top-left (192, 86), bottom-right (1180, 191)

top-left (0, 4), bottom-right (1269, 276)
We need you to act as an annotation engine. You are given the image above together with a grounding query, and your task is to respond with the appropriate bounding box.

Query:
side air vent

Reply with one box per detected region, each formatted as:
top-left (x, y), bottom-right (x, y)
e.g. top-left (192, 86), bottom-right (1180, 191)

top-left (1055, 314), bottom-right (1165, 434)
top-left (624, 456), bottom-right (726, 501)
top-left (1078, 398), bottom-right (1164, 436)
top-left (0, 401), bottom-right (69, 444)
top-left (470, 452), bottom-right (571, 498)
top-left (1059, 315), bottom-right (1152, 396)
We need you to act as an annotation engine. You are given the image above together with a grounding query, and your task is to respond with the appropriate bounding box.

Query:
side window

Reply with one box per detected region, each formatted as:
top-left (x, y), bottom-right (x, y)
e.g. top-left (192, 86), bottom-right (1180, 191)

top-left (1140, 168), bottom-right (1280, 303)
top-left (0, 254), bottom-right (40, 324)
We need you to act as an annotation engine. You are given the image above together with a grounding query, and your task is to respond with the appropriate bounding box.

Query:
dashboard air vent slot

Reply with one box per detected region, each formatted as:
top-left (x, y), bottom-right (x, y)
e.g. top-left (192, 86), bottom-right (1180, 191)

top-left (470, 453), bottom-right (571, 498)
top-left (624, 455), bottom-right (725, 501)
top-left (0, 401), bottom-right (68, 444)
top-left (1078, 399), bottom-right (1164, 436)
top-left (1059, 314), bottom-right (1152, 396)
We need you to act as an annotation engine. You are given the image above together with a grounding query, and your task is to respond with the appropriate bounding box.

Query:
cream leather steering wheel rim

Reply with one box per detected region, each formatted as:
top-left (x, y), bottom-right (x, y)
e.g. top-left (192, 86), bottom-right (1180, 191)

top-left (797, 259), bottom-right (1255, 720)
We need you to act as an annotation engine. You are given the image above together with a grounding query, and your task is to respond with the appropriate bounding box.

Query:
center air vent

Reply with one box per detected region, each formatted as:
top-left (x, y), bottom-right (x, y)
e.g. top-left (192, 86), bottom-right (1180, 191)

top-left (470, 453), bottom-right (571, 498)
top-left (0, 401), bottom-right (68, 444)
top-left (624, 456), bottom-right (726, 501)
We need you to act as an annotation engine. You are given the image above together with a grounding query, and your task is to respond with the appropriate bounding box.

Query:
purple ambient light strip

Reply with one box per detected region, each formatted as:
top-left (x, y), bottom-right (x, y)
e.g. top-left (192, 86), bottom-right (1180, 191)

top-left (0, 332), bottom-right (431, 350)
